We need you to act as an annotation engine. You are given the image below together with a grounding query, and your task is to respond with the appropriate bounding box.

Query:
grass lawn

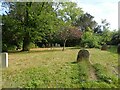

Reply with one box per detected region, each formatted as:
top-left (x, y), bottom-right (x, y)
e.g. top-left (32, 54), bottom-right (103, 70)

top-left (2, 46), bottom-right (119, 88)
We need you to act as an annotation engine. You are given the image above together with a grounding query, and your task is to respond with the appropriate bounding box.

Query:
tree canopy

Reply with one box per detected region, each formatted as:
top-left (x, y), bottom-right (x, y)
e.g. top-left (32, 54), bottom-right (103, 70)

top-left (1, 1), bottom-right (119, 52)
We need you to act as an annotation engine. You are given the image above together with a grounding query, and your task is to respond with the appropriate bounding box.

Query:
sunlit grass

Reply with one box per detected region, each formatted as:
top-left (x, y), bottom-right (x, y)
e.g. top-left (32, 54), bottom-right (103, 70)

top-left (2, 47), bottom-right (118, 88)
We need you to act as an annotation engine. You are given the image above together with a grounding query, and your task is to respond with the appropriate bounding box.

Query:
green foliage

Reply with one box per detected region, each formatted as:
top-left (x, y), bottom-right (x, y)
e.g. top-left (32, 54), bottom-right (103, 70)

top-left (2, 2), bottom-right (61, 51)
top-left (29, 43), bottom-right (38, 48)
top-left (74, 13), bottom-right (98, 32)
top-left (77, 61), bottom-right (89, 82)
top-left (79, 81), bottom-right (117, 88)
top-left (2, 14), bottom-right (23, 51)
top-left (111, 30), bottom-right (120, 45)
top-left (58, 2), bottom-right (83, 24)
top-left (55, 26), bottom-right (82, 50)
top-left (81, 29), bottom-right (101, 48)
top-left (93, 63), bottom-right (118, 86)
top-left (100, 19), bottom-right (113, 45)
top-left (101, 29), bottom-right (113, 44)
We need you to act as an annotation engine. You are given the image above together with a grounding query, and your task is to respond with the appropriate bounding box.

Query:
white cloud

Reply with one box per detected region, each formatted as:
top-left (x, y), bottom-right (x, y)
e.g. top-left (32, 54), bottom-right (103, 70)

top-left (74, 1), bottom-right (118, 30)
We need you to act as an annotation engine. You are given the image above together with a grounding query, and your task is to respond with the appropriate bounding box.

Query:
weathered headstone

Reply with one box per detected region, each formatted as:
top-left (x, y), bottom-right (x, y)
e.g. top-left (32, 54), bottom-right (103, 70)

top-left (48, 44), bottom-right (51, 48)
top-left (52, 44), bottom-right (54, 47)
top-left (2, 53), bottom-right (8, 68)
top-left (117, 44), bottom-right (120, 54)
top-left (55, 43), bottom-right (58, 47)
top-left (77, 49), bottom-right (90, 62)
top-left (101, 44), bottom-right (108, 50)
top-left (58, 44), bottom-right (60, 47)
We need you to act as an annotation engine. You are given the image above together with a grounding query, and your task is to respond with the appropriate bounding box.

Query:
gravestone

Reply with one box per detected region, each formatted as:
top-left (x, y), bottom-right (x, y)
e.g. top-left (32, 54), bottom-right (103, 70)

top-left (101, 44), bottom-right (108, 50)
top-left (58, 44), bottom-right (60, 47)
top-left (77, 49), bottom-right (90, 62)
top-left (52, 44), bottom-right (54, 47)
top-left (55, 43), bottom-right (58, 47)
top-left (2, 53), bottom-right (8, 68)
top-left (117, 44), bottom-right (120, 54)
top-left (48, 44), bottom-right (51, 48)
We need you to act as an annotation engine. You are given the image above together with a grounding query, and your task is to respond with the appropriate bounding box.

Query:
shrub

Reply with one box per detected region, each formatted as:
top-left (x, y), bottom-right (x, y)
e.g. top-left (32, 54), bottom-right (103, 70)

top-left (81, 31), bottom-right (101, 48)
top-left (29, 43), bottom-right (38, 48)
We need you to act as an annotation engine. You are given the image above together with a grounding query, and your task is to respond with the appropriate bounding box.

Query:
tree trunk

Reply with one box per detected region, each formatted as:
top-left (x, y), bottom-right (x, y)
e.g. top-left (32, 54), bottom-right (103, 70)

top-left (62, 39), bottom-right (67, 51)
top-left (22, 33), bottom-right (30, 51)
top-left (22, 2), bottom-right (31, 51)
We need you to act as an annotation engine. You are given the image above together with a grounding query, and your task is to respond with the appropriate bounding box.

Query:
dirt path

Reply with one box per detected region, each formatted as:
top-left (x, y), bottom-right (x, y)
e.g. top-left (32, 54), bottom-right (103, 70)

top-left (87, 60), bottom-right (97, 81)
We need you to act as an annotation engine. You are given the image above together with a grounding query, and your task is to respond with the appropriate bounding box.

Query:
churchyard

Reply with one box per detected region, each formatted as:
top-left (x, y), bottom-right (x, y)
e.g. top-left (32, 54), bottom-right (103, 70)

top-left (1, 1), bottom-right (120, 89)
top-left (2, 46), bottom-right (119, 88)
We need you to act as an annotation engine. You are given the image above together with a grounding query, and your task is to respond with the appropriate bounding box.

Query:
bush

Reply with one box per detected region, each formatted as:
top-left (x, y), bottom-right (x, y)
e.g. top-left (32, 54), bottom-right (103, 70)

top-left (29, 43), bottom-right (38, 48)
top-left (2, 44), bottom-right (8, 52)
top-left (81, 32), bottom-right (101, 48)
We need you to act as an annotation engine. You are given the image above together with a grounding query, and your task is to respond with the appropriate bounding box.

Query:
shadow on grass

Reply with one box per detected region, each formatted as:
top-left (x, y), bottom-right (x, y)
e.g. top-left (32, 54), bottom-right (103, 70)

top-left (8, 49), bottom-right (63, 54)
top-left (68, 47), bottom-right (81, 49)
top-left (71, 61), bottom-right (78, 64)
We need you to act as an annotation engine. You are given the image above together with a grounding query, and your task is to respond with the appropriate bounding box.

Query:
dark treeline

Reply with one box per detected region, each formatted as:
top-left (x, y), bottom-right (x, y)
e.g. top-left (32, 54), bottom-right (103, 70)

top-left (1, 2), bottom-right (120, 52)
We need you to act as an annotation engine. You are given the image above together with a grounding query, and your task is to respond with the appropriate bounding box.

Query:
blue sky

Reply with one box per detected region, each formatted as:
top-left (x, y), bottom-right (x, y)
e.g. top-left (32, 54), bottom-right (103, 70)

top-left (0, 0), bottom-right (9, 15)
top-left (72, 0), bottom-right (119, 30)
top-left (0, 0), bottom-right (119, 30)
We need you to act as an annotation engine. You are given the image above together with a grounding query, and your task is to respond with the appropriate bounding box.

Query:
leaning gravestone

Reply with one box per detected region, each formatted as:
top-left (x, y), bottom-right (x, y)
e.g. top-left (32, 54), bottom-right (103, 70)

top-left (77, 49), bottom-right (90, 62)
top-left (101, 44), bottom-right (108, 50)
top-left (2, 53), bottom-right (8, 68)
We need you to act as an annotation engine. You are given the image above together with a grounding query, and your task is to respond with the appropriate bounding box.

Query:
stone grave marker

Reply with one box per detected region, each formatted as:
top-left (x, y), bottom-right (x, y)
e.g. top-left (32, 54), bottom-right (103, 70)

top-left (101, 44), bottom-right (108, 50)
top-left (2, 53), bottom-right (8, 68)
top-left (77, 49), bottom-right (90, 62)
top-left (55, 43), bottom-right (58, 47)
top-left (52, 44), bottom-right (54, 47)
top-left (58, 44), bottom-right (60, 47)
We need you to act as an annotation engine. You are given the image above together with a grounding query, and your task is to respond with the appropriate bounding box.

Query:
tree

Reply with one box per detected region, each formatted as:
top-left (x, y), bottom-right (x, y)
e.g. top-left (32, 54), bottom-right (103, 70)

top-left (100, 19), bottom-right (113, 45)
top-left (111, 30), bottom-right (120, 45)
top-left (2, 14), bottom-right (23, 51)
top-left (81, 27), bottom-right (101, 48)
top-left (56, 26), bottom-right (82, 51)
top-left (52, 2), bottom-right (83, 50)
top-left (57, 2), bottom-right (83, 24)
top-left (2, 2), bottom-right (60, 51)
top-left (74, 13), bottom-right (98, 32)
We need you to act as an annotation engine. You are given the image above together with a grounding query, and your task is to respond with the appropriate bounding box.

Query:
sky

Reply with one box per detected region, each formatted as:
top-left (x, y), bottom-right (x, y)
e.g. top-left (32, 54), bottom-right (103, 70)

top-left (0, 0), bottom-right (119, 30)
top-left (72, 0), bottom-right (119, 30)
